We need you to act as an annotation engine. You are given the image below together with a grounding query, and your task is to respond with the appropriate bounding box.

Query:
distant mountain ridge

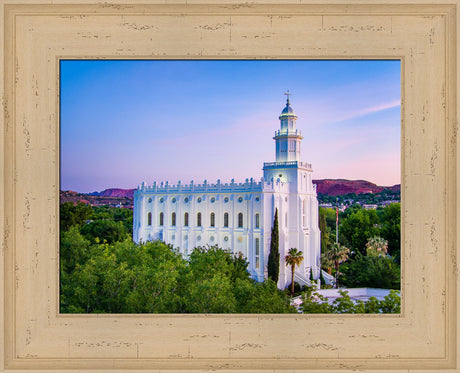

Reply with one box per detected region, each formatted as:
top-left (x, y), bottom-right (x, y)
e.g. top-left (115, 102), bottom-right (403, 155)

top-left (95, 188), bottom-right (135, 198)
top-left (60, 189), bottom-right (134, 208)
top-left (61, 180), bottom-right (400, 204)
top-left (313, 179), bottom-right (400, 196)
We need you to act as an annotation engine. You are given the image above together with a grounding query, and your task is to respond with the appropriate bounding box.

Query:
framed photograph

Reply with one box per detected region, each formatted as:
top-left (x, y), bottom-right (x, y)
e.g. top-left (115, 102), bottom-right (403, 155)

top-left (59, 59), bottom-right (402, 315)
top-left (1, 1), bottom-right (458, 371)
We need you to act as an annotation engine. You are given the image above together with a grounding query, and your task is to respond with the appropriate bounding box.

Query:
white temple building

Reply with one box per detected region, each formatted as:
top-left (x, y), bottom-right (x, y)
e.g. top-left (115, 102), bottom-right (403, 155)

top-left (133, 95), bottom-right (324, 289)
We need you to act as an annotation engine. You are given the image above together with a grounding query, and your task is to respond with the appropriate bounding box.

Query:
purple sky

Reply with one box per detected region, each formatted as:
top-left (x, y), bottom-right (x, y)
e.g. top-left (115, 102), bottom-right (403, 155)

top-left (60, 60), bottom-right (401, 193)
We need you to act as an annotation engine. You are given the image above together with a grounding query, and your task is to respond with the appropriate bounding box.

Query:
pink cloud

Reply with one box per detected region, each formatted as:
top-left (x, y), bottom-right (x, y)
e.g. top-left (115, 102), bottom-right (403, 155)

top-left (301, 99), bottom-right (400, 127)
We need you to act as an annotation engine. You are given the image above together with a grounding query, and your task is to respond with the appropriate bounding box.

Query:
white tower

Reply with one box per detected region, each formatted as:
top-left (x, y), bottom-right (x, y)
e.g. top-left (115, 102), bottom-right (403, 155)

top-left (262, 93), bottom-right (321, 289)
top-left (263, 92), bottom-right (312, 186)
top-left (133, 93), bottom-right (322, 290)
top-left (274, 91), bottom-right (303, 162)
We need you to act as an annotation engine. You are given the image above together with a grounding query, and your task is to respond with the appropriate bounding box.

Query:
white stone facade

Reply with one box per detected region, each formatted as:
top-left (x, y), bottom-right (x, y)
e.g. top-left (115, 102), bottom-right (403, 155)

top-left (133, 97), bottom-right (321, 289)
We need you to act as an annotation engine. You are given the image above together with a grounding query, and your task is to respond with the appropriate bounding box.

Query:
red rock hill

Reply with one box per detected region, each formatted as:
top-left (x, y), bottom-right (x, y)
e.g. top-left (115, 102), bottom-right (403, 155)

top-left (61, 180), bottom-right (400, 205)
top-left (98, 188), bottom-right (135, 198)
top-left (312, 179), bottom-right (400, 196)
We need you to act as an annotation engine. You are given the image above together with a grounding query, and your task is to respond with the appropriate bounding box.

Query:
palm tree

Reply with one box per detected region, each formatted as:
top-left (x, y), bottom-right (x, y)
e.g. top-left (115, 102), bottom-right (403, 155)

top-left (285, 248), bottom-right (304, 294)
top-left (321, 252), bottom-right (334, 275)
top-left (365, 236), bottom-right (388, 257)
top-left (323, 243), bottom-right (349, 288)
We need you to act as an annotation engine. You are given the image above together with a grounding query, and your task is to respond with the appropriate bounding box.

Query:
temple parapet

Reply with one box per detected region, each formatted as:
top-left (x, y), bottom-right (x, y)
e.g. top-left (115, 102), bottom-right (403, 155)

top-left (263, 161), bottom-right (312, 170)
top-left (274, 129), bottom-right (302, 137)
top-left (138, 177), bottom-right (264, 193)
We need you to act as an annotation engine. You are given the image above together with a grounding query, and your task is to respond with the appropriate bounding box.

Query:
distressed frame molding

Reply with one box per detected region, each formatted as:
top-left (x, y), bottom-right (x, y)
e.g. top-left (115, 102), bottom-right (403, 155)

top-left (0, 1), bottom-right (458, 372)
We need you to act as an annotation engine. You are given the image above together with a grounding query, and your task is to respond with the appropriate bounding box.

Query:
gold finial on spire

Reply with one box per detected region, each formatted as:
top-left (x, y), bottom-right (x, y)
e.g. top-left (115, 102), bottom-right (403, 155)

top-left (284, 90), bottom-right (292, 104)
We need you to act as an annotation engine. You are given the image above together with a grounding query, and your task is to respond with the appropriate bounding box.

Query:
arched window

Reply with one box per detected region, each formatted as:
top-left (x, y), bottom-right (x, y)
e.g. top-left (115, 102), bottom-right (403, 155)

top-left (238, 213), bottom-right (243, 228)
top-left (210, 212), bottom-right (215, 227)
top-left (224, 212), bottom-right (229, 227)
top-left (171, 212), bottom-right (176, 226)
top-left (184, 212), bottom-right (189, 226)
top-left (147, 212), bottom-right (152, 226)
top-left (159, 212), bottom-right (164, 226)
top-left (303, 199), bottom-right (307, 226)
top-left (197, 212), bottom-right (202, 227)
top-left (255, 238), bottom-right (260, 269)
top-left (255, 213), bottom-right (260, 229)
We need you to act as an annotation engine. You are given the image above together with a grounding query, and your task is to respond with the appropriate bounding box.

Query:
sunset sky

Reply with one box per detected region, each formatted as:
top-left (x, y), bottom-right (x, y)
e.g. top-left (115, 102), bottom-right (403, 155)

top-left (60, 60), bottom-right (401, 193)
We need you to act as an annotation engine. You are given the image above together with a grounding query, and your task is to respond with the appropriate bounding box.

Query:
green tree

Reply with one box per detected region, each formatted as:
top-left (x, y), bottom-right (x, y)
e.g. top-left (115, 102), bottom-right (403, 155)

top-left (339, 209), bottom-right (379, 254)
top-left (364, 297), bottom-right (382, 313)
top-left (178, 245), bottom-right (247, 313)
top-left (300, 288), bottom-right (401, 314)
top-left (340, 252), bottom-right (400, 290)
top-left (185, 245), bottom-right (243, 281)
top-left (122, 240), bottom-right (185, 313)
top-left (379, 203), bottom-right (401, 260)
top-left (181, 273), bottom-right (237, 313)
top-left (267, 209), bottom-right (280, 285)
top-left (113, 208), bottom-right (134, 233)
top-left (61, 240), bottom-right (187, 313)
top-left (234, 279), bottom-right (296, 313)
top-left (81, 219), bottom-right (128, 244)
top-left (61, 239), bottom-right (299, 314)
top-left (318, 207), bottom-right (330, 253)
top-left (60, 226), bottom-right (91, 272)
top-left (321, 207), bottom-right (338, 244)
top-left (321, 250), bottom-right (334, 275)
top-left (341, 203), bottom-right (362, 219)
top-left (380, 290), bottom-right (401, 313)
top-left (229, 251), bottom-right (251, 282)
top-left (89, 206), bottom-right (134, 236)
top-left (323, 243), bottom-right (349, 288)
top-left (64, 244), bottom-right (133, 313)
top-left (285, 248), bottom-right (304, 294)
top-left (300, 285), bottom-right (333, 313)
top-left (60, 201), bottom-right (92, 231)
top-left (320, 269), bottom-right (326, 285)
top-left (88, 206), bottom-right (112, 221)
top-left (332, 290), bottom-right (356, 313)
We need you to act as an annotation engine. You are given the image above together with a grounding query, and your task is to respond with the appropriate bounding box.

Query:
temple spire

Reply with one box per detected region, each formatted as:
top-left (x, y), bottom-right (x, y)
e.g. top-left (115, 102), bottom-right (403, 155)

top-left (273, 94), bottom-right (302, 162)
top-left (284, 90), bottom-right (292, 105)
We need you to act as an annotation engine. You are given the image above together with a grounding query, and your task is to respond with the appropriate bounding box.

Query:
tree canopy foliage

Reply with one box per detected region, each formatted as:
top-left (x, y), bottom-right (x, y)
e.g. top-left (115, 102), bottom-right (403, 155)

top-left (320, 203), bottom-right (400, 257)
top-left (60, 238), bottom-right (296, 313)
top-left (339, 209), bottom-right (379, 255)
top-left (317, 189), bottom-right (400, 206)
top-left (339, 251), bottom-right (400, 289)
top-left (60, 202), bottom-right (92, 231)
top-left (60, 201), bottom-right (401, 314)
top-left (60, 204), bottom-right (295, 313)
top-left (319, 203), bottom-right (401, 290)
top-left (300, 287), bottom-right (400, 314)
top-left (378, 203), bottom-right (401, 259)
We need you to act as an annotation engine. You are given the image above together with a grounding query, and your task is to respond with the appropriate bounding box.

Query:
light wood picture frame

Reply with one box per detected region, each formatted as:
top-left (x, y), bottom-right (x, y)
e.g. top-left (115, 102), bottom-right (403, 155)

top-left (0, 1), bottom-right (458, 372)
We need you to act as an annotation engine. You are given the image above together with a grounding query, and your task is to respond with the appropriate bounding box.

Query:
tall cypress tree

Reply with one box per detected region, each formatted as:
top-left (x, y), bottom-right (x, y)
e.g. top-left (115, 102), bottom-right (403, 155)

top-left (319, 207), bottom-right (329, 254)
top-left (267, 208), bottom-right (280, 284)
